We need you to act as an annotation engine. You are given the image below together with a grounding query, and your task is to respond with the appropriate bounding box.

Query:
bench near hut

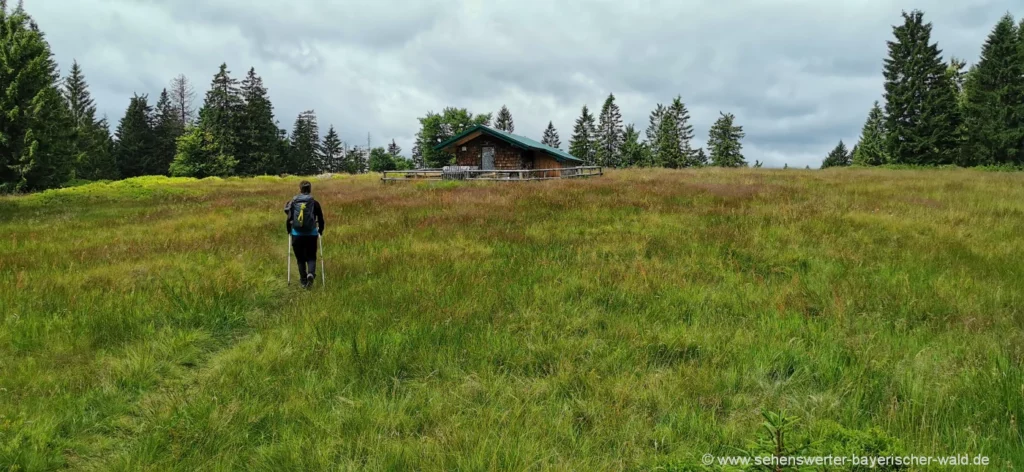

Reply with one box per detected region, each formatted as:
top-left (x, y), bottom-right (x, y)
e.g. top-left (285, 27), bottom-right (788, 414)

top-left (382, 125), bottom-right (602, 182)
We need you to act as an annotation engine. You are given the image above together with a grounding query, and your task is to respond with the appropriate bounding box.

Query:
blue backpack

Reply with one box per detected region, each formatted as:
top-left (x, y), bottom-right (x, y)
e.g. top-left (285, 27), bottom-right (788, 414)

top-left (289, 194), bottom-right (316, 233)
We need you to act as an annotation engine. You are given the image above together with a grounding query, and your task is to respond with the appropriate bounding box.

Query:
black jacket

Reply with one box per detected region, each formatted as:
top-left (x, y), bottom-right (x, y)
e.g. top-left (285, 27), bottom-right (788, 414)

top-left (285, 194), bottom-right (325, 235)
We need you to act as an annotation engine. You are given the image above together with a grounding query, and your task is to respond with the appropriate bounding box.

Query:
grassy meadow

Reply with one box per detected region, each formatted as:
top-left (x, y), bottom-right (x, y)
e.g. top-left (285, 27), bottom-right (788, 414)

top-left (1, 168), bottom-right (1022, 470)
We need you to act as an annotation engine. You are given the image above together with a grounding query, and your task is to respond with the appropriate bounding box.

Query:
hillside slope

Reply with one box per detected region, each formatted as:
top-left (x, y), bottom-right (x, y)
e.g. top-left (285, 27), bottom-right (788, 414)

top-left (1, 169), bottom-right (1022, 469)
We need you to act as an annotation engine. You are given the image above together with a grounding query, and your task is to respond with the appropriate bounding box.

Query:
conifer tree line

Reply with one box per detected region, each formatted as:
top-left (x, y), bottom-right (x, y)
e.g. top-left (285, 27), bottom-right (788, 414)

top-left (824, 10), bottom-right (1024, 169)
top-left (0, 2), bottom-right (410, 192)
top-left (7, 3), bottom-right (1023, 192)
top-left (573, 94), bottom-right (746, 168)
top-left (415, 95), bottom-right (746, 169)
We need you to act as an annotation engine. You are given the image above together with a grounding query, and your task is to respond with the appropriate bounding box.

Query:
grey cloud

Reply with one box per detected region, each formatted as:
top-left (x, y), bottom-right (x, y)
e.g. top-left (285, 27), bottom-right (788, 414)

top-left (134, 0), bottom-right (447, 73)
top-left (29, 0), bottom-right (1024, 168)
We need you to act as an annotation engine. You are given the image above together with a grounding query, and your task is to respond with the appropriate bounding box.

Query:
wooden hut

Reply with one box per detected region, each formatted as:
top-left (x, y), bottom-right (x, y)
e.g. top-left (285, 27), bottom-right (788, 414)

top-left (434, 125), bottom-right (584, 174)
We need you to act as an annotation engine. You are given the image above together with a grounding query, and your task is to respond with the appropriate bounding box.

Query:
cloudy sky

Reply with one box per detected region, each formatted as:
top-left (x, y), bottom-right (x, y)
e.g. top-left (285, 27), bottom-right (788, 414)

top-left (30, 0), bottom-right (1020, 168)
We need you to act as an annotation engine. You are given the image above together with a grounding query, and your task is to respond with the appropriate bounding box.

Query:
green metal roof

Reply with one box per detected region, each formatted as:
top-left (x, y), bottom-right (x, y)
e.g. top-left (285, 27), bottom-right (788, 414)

top-left (434, 125), bottom-right (584, 164)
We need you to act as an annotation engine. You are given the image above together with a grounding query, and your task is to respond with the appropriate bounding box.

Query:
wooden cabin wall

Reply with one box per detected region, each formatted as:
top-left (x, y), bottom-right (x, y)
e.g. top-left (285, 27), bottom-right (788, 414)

top-left (533, 152), bottom-right (565, 177)
top-left (454, 136), bottom-right (528, 169)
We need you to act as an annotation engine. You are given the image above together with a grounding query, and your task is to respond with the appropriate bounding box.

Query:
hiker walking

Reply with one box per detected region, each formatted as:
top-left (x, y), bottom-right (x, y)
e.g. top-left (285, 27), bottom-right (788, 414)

top-left (285, 180), bottom-right (325, 288)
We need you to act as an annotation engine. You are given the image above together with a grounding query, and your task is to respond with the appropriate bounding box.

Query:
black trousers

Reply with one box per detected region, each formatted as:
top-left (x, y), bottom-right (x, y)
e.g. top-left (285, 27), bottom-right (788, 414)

top-left (292, 235), bottom-right (319, 281)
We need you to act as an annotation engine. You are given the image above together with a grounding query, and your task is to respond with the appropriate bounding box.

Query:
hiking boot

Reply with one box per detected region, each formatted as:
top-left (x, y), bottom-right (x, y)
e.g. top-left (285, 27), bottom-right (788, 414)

top-left (307, 273), bottom-right (315, 287)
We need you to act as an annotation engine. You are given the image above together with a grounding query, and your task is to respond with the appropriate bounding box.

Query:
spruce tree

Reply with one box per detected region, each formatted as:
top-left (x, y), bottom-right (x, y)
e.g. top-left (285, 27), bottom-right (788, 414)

top-left (541, 121), bottom-right (561, 149)
top-left (568, 105), bottom-right (597, 165)
top-left (62, 60), bottom-right (116, 180)
top-left (596, 93), bottom-right (624, 167)
top-left (647, 102), bottom-right (698, 167)
top-left (883, 10), bottom-right (961, 165)
top-left (963, 14), bottom-right (1024, 166)
top-left (387, 139), bottom-right (402, 157)
top-left (151, 89), bottom-right (184, 175)
top-left (114, 94), bottom-right (156, 178)
top-left (274, 128), bottom-right (291, 175)
top-left (821, 140), bottom-right (851, 168)
top-left (945, 59), bottom-right (970, 166)
top-left (693, 148), bottom-right (709, 167)
top-left (620, 124), bottom-right (648, 167)
top-left (668, 96), bottom-right (696, 165)
top-left (321, 126), bottom-right (343, 173)
top-left (86, 118), bottom-right (115, 179)
top-left (63, 61), bottom-right (95, 128)
top-left (707, 112), bottom-right (746, 167)
top-left (0, 1), bottom-right (74, 191)
top-left (646, 104), bottom-right (666, 152)
top-left (346, 146), bottom-right (367, 174)
top-left (1019, 20), bottom-right (1024, 165)
top-left (290, 110), bottom-right (320, 175)
top-left (197, 63), bottom-right (242, 162)
top-left (495, 105), bottom-right (514, 132)
top-left (654, 111), bottom-right (683, 168)
top-left (236, 67), bottom-right (279, 175)
top-left (948, 57), bottom-right (968, 95)
top-left (852, 102), bottom-right (888, 166)
top-left (643, 101), bottom-right (667, 160)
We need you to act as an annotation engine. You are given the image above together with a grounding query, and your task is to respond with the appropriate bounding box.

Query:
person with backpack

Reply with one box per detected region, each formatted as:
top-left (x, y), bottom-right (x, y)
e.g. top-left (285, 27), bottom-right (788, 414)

top-left (284, 180), bottom-right (325, 287)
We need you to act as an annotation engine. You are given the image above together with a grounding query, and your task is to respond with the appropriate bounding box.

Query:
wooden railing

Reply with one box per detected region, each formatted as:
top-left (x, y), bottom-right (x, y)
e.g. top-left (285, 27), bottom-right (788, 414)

top-left (381, 166), bottom-right (603, 182)
top-left (381, 168), bottom-right (445, 181)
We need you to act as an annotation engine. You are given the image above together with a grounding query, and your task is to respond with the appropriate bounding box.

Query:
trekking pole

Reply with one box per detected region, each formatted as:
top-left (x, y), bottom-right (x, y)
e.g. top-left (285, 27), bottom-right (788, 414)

top-left (287, 235), bottom-right (292, 285)
top-left (319, 234), bottom-right (326, 287)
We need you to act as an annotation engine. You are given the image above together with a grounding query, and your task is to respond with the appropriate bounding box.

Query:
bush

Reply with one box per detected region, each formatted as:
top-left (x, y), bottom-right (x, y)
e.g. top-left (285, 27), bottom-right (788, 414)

top-left (368, 147), bottom-right (396, 172)
top-left (169, 128), bottom-right (238, 178)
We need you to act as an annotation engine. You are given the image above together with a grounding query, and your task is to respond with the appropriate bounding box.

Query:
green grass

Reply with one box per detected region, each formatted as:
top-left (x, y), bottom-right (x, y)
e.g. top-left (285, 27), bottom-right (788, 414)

top-left (1, 168), bottom-right (1022, 470)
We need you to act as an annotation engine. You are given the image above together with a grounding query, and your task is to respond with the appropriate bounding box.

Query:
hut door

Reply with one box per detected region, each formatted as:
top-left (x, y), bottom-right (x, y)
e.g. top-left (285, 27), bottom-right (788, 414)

top-left (482, 147), bottom-right (495, 170)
